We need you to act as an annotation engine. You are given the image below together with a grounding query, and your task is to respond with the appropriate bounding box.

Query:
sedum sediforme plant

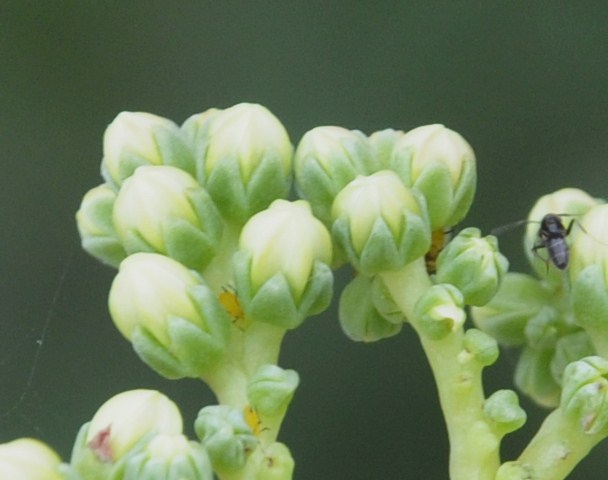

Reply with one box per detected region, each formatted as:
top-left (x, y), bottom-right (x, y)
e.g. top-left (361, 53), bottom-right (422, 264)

top-left (4, 102), bottom-right (608, 479)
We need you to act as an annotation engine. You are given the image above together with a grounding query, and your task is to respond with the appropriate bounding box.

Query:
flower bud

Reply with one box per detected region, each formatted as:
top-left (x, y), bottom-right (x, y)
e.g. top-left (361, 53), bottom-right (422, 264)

top-left (523, 188), bottom-right (599, 283)
top-left (295, 126), bottom-right (378, 224)
top-left (0, 438), bottom-right (62, 480)
top-left (561, 356), bottom-right (608, 434)
top-left (194, 405), bottom-right (258, 474)
top-left (198, 103), bottom-right (293, 224)
top-left (339, 274), bottom-right (402, 342)
top-left (483, 389), bottom-right (526, 436)
top-left (247, 365), bottom-right (299, 420)
top-left (71, 390), bottom-right (183, 478)
top-left (76, 183), bottom-right (127, 268)
top-left (463, 329), bottom-right (499, 367)
top-left (331, 171), bottom-right (431, 274)
top-left (250, 442), bottom-right (294, 480)
top-left (181, 107), bottom-right (222, 183)
top-left (369, 128), bottom-right (405, 170)
top-left (101, 112), bottom-right (194, 188)
top-left (113, 165), bottom-right (223, 271)
top-left (391, 124), bottom-right (476, 230)
top-left (414, 284), bottom-right (465, 340)
top-left (109, 253), bottom-right (230, 378)
top-left (86, 390), bottom-right (182, 462)
top-left (109, 433), bottom-right (213, 480)
top-left (570, 203), bottom-right (608, 288)
top-left (435, 228), bottom-right (508, 306)
top-left (233, 200), bottom-right (333, 329)
top-left (471, 273), bottom-right (554, 347)
top-left (514, 346), bottom-right (561, 408)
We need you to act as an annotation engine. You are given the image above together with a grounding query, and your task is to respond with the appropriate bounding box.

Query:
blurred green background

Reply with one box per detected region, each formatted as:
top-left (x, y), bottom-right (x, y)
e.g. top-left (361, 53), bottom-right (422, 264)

top-left (2, 2), bottom-right (608, 478)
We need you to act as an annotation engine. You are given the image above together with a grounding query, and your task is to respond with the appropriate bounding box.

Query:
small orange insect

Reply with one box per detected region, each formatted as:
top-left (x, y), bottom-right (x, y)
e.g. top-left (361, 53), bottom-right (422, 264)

top-left (425, 228), bottom-right (453, 274)
top-left (218, 286), bottom-right (249, 328)
top-left (243, 404), bottom-right (263, 436)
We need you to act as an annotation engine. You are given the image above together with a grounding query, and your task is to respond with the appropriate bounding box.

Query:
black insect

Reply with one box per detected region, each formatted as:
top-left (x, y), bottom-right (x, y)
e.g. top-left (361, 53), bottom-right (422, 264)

top-left (532, 214), bottom-right (574, 270)
top-left (492, 213), bottom-right (577, 272)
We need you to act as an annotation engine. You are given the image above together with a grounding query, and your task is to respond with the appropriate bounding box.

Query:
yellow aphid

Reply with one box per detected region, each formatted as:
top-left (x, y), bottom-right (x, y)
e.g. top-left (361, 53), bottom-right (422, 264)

top-left (243, 405), bottom-right (263, 436)
top-left (218, 286), bottom-right (247, 326)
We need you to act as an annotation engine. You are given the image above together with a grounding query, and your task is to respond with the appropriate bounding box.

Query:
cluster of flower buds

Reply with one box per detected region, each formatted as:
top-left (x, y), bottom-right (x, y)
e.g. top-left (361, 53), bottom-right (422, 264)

top-left (472, 188), bottom-right (608, 409)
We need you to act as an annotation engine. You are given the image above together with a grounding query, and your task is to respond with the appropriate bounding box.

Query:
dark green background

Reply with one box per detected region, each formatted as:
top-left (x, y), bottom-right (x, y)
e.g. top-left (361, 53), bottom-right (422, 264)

top-left (2, 2), bottom-right (608, 478)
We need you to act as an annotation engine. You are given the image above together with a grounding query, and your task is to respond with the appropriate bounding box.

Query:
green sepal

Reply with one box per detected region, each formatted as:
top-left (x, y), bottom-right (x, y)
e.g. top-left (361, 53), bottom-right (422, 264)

top-left (194, 406), bottom-right (258, 474)
top-left (561, 356), bottom-right (608, 434)
top-left (339, 274), bottom-right (402, 342)
top-left (515, 345), bottom-right (561, 408)
top-left (81, 236), bottom-right (127, 269)
top-left (109, 437), bottom-right (213, 480)
top-left (247, 365), bottom-right (299, 418)
top-left (102, 127), bottom-right (195, 189)
top-left (164, 218), bottom-right (220, 271)
top-left (414, 284), bottom-right (465, 341)
top-left (370, 274), bottom-right (405, 324)
top-left (572, 264), bottom-right (608, 332)
top-left (483, 389), bottom-right (526, 436)
top-left (206, 152), bottom-right (290, 225)
top-left (332, 212), bottom-right (430, 275)
top-left (69, 422), bottom-right (113, 480)
top-left (131, 285), bottom-right (231, 379)
top-left (234, 252), bottom-right (333, 329)
top-left (368, 128), bottom-right (404, 170)
top-left (464, 328), bottom-right (499, 367)
top-left (77, 184), bottom-right (127, 268)
top-left (250, 442), bottom-right (294, 480)
top-left (471, 272), bottom-right (555, 347)
top-left (523, 307), bottom-right (564, 349)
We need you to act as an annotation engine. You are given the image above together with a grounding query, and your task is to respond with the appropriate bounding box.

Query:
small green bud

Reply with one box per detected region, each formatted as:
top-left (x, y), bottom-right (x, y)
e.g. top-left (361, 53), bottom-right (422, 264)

top-left (561, 356), bottom-right (608, 434)
top-left (234, 200), bottom-right (333, 329)
top-left (471, 273), bottom-right (555, 346)
top-left (194, 405), bottom-right (258, 474)
top-left (339, 274), bottom-right (402, 342)
top-left (515, 346), bottom-right (561, 408)
top-left (331, 171), bottom-right (431, 274)
top-left (463, 329), bottom-right (499, 367)
top-left (113, 165), bottom-right (223, 271)
top-left (109, 253), bottom-right (230, 378)
top-left (414, 284), bottom-right (465, 341)
top-left (247, 365), bottom-right (299, 419)
top-left (198, 103), bottom-right (293, 224)
top-left (101, 112), bottom-right (194, 188)
top-left (484, 389), bottom-right (527, 436)
top-left (550, 331), bottom-right (595, 385)
top-left (523, 188), bottom-right (599, 282)
top-left (495, 461), bottom-right (533, 480)
top-left (0, 438), bottom-right (62, 480)
top-left (109, 433), bottom-right (213, 480)
top-left (368, 128), bottom-right (405, 170)
top-left (181, 107), bottom-right (223, 183)
top-left (435, 228), bottom-right (508, 306)
top-left (391, 124), bottom-right (476, 230)
top-left (250, 442), bottom-right (294, 480)
top-left (76, 183), bottom-right (127, 268)
top-left (294, 126), bottom-right (378, 224)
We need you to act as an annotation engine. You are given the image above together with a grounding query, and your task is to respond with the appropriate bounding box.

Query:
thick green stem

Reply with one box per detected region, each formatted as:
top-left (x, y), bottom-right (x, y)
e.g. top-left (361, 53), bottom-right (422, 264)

top-left (516, 408), bottom-right (602, 479)
top-left (381, 258), bottom-right (500, 480)
top-left (204, 322), bottom-right (286, 407)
